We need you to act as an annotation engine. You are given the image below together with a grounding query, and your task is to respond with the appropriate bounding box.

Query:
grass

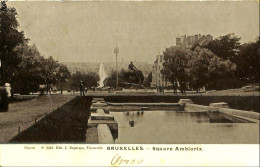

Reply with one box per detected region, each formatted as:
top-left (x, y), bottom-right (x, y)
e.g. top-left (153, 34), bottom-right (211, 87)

top-left (10, 96), bottom-right (92, 143)
top-left (204, 88), bottom-right (259, 96)
top-left (0, 95), bottom-right (74, 143)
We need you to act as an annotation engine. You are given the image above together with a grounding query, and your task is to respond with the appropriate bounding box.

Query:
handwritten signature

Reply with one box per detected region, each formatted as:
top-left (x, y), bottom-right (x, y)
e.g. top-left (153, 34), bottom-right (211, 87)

top-left (111, 153), bottom-right (143, 166)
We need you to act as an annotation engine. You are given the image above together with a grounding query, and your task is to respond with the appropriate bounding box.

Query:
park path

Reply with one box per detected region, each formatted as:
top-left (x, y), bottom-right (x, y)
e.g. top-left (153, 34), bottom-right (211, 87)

top-left (0, 95), bottom-right (75, 142)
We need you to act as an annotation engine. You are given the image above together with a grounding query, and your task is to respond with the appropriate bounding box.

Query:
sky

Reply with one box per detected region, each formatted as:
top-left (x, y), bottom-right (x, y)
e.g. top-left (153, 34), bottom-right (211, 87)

top-left (8, 1), bottom-right (259, 63)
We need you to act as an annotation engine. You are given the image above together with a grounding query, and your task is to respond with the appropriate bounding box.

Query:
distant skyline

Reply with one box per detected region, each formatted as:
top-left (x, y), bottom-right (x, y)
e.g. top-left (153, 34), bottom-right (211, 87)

top-left (8, 1), bottom-right (259, 63)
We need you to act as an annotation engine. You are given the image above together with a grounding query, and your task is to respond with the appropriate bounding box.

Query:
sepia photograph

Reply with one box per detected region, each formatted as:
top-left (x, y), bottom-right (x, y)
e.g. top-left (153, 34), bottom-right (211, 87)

top-left (0, 0), bottom-right (259, 166)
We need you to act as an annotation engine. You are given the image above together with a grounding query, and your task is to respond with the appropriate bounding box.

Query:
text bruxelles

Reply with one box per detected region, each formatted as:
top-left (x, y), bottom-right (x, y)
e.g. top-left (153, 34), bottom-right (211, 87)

top-left (107, 146), bottom-right (144, 151)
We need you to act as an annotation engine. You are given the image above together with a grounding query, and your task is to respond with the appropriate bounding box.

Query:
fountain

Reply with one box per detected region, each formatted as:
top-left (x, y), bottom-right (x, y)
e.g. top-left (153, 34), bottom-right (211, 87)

top-left (98, 63), bottom-right (107, 87)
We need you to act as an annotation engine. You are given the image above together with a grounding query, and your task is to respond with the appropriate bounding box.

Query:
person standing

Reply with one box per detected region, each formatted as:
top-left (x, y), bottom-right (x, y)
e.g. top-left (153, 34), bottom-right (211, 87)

top-left (79, 81), bottom-right (85, 96)
top-left (0, 83), bottom-right (11, 112)
top-left (5, 83), bottom-right (11, 98)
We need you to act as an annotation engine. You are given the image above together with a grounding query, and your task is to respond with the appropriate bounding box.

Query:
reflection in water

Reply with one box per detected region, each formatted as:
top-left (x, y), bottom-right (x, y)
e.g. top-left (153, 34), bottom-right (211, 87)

top-left (112, 111), bottom-right (259, 144)
top-left (129, 121), bottom-right (135, 127)
top-left (208, 112), bottom-right (234, 123)
top-left (126, 111), bottom-right (145, 126)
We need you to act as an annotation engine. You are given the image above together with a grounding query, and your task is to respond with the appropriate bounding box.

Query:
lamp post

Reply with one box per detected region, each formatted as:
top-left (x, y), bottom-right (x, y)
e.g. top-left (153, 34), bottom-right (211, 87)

top-left (114, 44), bottom-right (119, 88)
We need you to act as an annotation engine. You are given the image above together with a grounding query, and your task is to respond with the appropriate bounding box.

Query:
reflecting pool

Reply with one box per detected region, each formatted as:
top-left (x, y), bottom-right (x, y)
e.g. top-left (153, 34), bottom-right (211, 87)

top-left (111, 111), bottom-right (259, 144)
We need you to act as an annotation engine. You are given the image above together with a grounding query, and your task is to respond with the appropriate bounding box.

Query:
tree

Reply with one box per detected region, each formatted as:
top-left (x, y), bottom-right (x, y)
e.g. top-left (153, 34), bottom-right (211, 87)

top-left (236, 36), bottom-right (260, 83)
top-left (206, 54), bottom-right (236, 90)
top-left (161, 63), bottom-right (178, 93)
top-left (70, 71), bottom-right (99, 91)
top-left (57, 64), bottom-right (70, 94)
top-left (84, 72), bottom-right (99, 88)
top-left (162, 45), bottom-right (237, 92)
top-left (187, 47), bottom-right (215, 92)
top-left (187, 47), bottom-right (236, 91)
top-left (204, 33), bottom-right (241, 63)
top-left (13, 44), bottom-right (44, 94)
top-left (0, 1), bottom-right (27, 84)
top-left (70, 71), bottom-right (83, 91)
top-left (41, 57), bottom-right (60, 94)
top-left (163, 46), bottom-right (190, 94)
top-left (103, 70), bottom-right (118, 88)
top-left (143, 72), bottom-right (152, 87)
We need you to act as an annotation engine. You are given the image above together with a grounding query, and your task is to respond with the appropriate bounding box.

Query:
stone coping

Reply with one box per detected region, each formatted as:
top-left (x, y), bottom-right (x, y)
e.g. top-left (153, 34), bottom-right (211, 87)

top-left (96, 109), bottom-right (105, 114)
top-left (92, 101), bottom-right (106, 103)
top-left (92, 103), bottom-right (107, 107)
top-left (219, 108), bottom-right (260, 120)
top-left (91, 113), bottom-right (114, 120)
top-left (209, 102), bottom-right (229, 108)
top-left (93, 98), bottom-right (105, 101)
top-left (107, 103), bottom-right (181, 106)
top-left (185, 103), bottom-right (209, 110)
top-left (183, 101), bottom-right (259, 121)
top-left (97, 124), bottom-right (114, 144)
top-left (88, 119), bottom-right (118, 127)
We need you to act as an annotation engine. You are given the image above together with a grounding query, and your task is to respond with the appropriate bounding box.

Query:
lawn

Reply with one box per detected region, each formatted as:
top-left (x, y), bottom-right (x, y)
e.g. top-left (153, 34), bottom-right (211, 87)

top-left (0, 95), bottom-right (75, 142)
top-left (10, 96), bottom-right (92, 143)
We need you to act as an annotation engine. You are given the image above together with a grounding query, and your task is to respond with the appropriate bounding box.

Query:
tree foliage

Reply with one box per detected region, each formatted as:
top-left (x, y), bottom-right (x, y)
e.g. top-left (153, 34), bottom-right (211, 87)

top-left (161, 34), bottom-right (259, 92)
top-left (103, 70), bottom-right (123, 88)
top-left (0, 1), bottom-right (27, 84)
top-left (143, 72), bottom-right (152, 87)
top-left (70, 71), bottom-right (99, 90)
top-left (236, 37), bottom-right (260, 83)
top-left (41, 57), bottom-right (60, 93)
top-left (163, 46), bottom-right (190, 93)
top-left (188, 47), bottom-right (236, 90)
top-left (204, 33), bottom-right (241, 63)
top-left (57, 64), bottom-right (70, 94)
top-left (12, 44), bottom-right (44, 94)
top-left (0, 2), bottom-right (72, 95)
top-left (187, 47), bottom-right (214, 91)
top-left (162, 46), bottom-right (237, 92)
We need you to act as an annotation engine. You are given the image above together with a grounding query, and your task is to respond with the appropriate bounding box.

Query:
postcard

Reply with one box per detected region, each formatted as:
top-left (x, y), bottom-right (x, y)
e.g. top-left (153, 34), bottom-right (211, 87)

top-left (0, 0), bottom-right (259, 166)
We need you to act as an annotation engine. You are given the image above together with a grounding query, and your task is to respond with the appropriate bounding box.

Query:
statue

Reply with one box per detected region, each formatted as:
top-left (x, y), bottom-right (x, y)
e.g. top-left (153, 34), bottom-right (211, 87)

top-left (128, 61), bottom-right (138, 71)
top-left (124, 62), bottom-right (144, 86)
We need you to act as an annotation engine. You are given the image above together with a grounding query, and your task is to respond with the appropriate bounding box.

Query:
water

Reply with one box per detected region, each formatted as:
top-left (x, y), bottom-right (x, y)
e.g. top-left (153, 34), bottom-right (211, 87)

top-left (111, 111), bottom-right (259, 144)
top-left (98, 63), bottom-right (106, 87)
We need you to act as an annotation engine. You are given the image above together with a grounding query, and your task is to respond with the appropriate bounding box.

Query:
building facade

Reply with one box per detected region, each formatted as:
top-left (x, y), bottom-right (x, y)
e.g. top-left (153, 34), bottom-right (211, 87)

top-left (176, 34), bottom-right (213, 49)
top-left (151, 54), bottom-right (172, 88)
